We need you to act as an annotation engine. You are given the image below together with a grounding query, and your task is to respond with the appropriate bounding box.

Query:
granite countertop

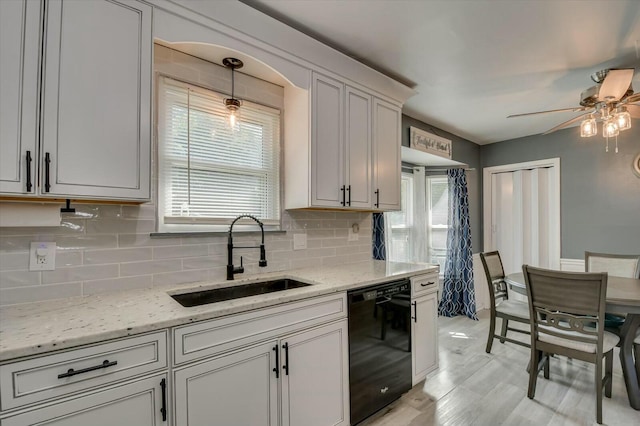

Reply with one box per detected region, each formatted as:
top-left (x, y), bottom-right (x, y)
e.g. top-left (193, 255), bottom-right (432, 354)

top-left (0, 260), bottom-right (438, 362)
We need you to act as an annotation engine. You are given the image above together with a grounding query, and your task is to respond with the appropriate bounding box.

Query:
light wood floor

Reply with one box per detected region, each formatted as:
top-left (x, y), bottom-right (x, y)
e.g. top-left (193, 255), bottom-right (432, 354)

top-left (360, 310), bottom-right (639, 426)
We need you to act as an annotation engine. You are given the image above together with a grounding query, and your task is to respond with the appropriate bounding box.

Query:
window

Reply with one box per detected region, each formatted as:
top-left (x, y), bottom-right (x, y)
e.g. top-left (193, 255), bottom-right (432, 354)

top-left (386, 171), bottom-right (449, 271)
top-left (158, 77), bottom-right (281, 232)
top-left (426, 176), bottom-right (449, 270)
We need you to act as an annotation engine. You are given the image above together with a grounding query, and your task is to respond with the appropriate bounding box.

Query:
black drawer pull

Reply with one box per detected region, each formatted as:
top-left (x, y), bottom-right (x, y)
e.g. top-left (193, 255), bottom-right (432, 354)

top-left (160, 378), bottom-right (167, 421)
top-left (57, 360), bottom-right (117, 379)
top-left (374, 189), bottom-right (379, 208)
top-left (25, 150), bottom-right (33, 192)
top-left (347, 185), bottom-right (351, 206)
top-left (420, 281), bottom-right (435, 287)
top-left (44, 152), bottom-right (51, 192)
top-left (273, 345), bottom-right (279, 378)
top-left (340, 185), bottom-right (346, 206)
top-left (282, 342), bottom-right (289, 376)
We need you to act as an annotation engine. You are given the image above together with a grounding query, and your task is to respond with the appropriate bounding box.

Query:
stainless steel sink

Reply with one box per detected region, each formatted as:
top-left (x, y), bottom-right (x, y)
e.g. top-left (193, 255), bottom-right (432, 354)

top-left (170, 278), bottom-right (312, 307)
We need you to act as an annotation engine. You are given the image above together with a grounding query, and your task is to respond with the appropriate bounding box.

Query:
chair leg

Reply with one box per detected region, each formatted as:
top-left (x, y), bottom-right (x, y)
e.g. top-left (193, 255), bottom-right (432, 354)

top-left (500, 318), bottom-right (508, 343)
top-left (596, 352), bottom-right (603, 424)
top-left (543, 352), bottom-right (550, 379)
top-left (604, 350), bottom-right (613, 398)
top-left (486, 313), bottom-right (496, 353)
top-left (528, 348), bottom-right (539, 399)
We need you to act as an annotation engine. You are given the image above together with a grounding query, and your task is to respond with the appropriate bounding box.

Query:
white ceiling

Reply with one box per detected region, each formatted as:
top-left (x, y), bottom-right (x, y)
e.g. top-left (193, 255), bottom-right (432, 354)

top-left (242, 0), bottom-right (640, 145)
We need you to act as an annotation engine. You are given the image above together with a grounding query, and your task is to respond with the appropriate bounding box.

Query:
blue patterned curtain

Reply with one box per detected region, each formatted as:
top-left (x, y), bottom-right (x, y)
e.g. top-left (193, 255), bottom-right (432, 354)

top-left (372, 213), bottom-right (386, 260)
top-left (438, 168), bottom-right (477, 320)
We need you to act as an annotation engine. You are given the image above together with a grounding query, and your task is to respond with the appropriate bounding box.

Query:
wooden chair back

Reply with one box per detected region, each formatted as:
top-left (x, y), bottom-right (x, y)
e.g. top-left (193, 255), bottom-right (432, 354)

top-left (585, 251), bottom-right (640, 279)
top-left (523, 265), bottom-right (608, 353)
top-left (480, 251), bottom-right (509, 309)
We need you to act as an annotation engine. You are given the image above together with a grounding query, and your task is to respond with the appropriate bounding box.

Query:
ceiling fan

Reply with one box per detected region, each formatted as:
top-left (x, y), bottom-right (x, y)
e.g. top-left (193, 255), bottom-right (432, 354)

top-left (508, 68), bottom-right (640, 139)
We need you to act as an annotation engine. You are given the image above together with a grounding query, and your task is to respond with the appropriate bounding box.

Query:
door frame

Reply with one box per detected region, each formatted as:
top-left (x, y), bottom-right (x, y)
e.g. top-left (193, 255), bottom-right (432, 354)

top-left (483, 158), bottom-right (561, 268)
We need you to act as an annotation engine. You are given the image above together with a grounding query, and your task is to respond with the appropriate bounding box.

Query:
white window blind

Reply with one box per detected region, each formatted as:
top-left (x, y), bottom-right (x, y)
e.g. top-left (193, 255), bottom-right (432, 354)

top-left (158, 77), bottom-right (281, 230)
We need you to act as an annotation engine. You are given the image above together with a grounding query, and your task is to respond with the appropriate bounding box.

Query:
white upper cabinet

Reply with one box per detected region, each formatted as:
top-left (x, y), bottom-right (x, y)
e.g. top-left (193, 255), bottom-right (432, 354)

top-left (40, 0), bottom-right (152, 200)
top-left (0, 0), bottom-right (152, 201)
top-left (286, 71), bottom-right (400, 211)
top-left (345, 86), bottom-right (373, 209)
top-left (373, 98), bottom-right (402, 211)
top-left (311, 73), bottom-right (345, 207)
top-left (0, 0), bottom-right (41, 195)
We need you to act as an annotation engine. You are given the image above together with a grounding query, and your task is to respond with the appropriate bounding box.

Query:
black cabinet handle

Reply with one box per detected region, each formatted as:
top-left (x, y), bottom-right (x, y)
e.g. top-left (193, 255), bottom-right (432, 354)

top-left (340, 185), bottom-right (346, 206)
top-left (57, 359), bottom-right (117, 379)
top-left (160, 378), bottom-right (167, 421)
top-left (282, 342), bottom-right (289, 376)
top-left (375, 189), bottom-right (380, 208)
top-left (44, 152), bottom-right (51, 192)
top-left (421, 282), bottom-right (435, 287)
top-left (273, 345), bottom-right (279, 378)
top-left (412, 301), bottom-right (417, 323)
top-left (25, 150), bottom-right (33, 192)
top-left (347, 185), bottom-right (351, 206)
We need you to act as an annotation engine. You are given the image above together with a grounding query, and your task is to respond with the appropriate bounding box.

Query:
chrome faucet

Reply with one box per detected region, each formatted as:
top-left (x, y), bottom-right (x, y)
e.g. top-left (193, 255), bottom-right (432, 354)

top-left (227, 214), bottom-right (267, 280)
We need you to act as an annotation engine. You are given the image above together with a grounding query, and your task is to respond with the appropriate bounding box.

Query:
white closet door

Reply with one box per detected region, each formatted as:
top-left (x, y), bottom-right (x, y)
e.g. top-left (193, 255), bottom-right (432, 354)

top-left (488, 163), bottom-right (560, 279)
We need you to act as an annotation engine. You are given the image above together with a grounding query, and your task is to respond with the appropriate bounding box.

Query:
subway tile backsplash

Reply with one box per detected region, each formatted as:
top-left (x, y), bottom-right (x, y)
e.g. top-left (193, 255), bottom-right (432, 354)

top-left (0, 208), bottom-right (372, 306)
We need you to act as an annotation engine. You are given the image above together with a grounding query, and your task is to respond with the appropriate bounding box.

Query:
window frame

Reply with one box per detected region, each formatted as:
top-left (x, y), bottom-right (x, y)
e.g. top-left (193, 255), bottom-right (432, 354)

top-left (156, 75), bottom-right (283, 233)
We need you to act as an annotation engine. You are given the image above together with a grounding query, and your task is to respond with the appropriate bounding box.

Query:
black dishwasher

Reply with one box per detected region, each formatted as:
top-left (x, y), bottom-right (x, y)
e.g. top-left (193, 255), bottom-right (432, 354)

top-left (348, 279), bottom-right (413, 425)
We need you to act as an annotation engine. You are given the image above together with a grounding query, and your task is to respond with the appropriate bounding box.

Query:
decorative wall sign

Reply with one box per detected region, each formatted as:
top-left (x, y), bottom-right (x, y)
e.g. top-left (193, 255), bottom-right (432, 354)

top-left (409, 126), bottom-right (452, 159)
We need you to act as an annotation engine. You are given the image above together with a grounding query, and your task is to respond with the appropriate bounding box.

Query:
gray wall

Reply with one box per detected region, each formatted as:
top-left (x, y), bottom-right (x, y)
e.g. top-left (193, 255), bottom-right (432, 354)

top-left (481, 126), bottom-right (640, 259)
top-left (401, 115), bottom-right (482, 253)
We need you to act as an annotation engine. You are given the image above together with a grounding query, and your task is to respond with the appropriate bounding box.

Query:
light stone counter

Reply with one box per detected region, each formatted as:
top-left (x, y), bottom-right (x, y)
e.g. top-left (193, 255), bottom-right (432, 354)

top-left (0, 260), bottom-right (437, 362)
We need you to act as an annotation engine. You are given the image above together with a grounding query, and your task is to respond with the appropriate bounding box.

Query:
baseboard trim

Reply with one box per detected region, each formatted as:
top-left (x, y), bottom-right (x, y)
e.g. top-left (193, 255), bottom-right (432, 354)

top-left (560, 258), bottom-right (584, 272)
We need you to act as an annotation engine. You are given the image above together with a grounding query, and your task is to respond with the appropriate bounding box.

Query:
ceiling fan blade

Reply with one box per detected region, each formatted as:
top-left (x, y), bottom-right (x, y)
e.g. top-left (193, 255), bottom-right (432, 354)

top-left (507, 106), bottom-right (589, 118)
top-left (599, 68), bottom-right (634, 102)
top-left (627, 104), bottom-right (640, 119)
top-left (543, 111), bottom-right (593, 135)
top-left (621, 92), bottom-right (640, 105)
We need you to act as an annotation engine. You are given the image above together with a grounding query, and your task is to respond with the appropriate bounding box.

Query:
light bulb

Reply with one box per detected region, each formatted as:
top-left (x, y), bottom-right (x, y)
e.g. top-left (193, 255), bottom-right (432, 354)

top-left (580, 117), bottom-right (597, 137)
top-left (614, 109), bottom-right (631, 131)
top-left (229, 110), bottom-right (237, 128)
top-left (603, 119), bottom-right (619, 138)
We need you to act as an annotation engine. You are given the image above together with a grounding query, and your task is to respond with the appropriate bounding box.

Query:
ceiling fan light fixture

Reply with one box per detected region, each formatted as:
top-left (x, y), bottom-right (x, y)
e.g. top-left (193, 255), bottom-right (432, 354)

top-left (580, 116), bottom-right (597, 137)
top-left (614, 107), bottom-right (631, 131)
top-left (602, 119), bottom-right (619, 138)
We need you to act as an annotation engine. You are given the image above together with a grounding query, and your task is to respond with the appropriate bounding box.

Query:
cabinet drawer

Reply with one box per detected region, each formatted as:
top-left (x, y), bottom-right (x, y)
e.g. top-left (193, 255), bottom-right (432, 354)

top-left (173, 293), bottom-right (347, 365)
top-left (411, 272), bottom-right (439, 298)
top-left (0, 331), bottom-right (167, 411)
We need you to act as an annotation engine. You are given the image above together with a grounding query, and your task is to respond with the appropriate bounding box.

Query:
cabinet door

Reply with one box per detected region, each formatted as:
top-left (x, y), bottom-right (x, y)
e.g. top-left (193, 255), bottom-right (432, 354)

top-left (40, 0), bottom-right (151, 201)
top-left (174, 341), bottom-right (279, 426)
top-left (0, 0), bottom-right (41, 195)
top-left (281, 319), bottom-right (349, 426)
top-left (311, 73), bottom-right (344, 207)
top-left (373, 98), bottom-right (401, 211)
top-left (1, 374), bottom-right (167, 426)
top-left (412, 292), bottom-right (439, 385)
top-left (345, 86), bottom-right (372, 209)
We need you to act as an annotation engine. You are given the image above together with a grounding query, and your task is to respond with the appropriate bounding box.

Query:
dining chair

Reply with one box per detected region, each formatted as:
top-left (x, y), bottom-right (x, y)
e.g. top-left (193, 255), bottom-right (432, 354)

top-left (523, 265), bottom-right (619, 424)
top-left (479, 251), bottom-right (530, 353)
top-left (585, 251), bottom-right (640, 279)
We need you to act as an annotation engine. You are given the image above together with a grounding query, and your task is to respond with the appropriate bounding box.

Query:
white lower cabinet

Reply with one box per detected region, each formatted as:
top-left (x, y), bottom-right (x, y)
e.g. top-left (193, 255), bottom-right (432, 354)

top-left (173, 319), bottom-right (349, 426)
top-left (174, 341), bottom-right (278, 426)
top-left (1, 373), bottom-right (167, 426)
top-left (281, 319), bottom-right (349, 426)
top-left (411, 291), bottom-right (439, 385)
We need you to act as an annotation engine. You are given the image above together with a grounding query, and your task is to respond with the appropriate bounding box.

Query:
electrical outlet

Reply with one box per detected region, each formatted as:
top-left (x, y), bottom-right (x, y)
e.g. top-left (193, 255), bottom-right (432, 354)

top-left (293, 233), bottom-right (307, 250)
top-left (29, 242), bottom-right (56, 271)
top-left (348, 223), bottom-right (359, 241)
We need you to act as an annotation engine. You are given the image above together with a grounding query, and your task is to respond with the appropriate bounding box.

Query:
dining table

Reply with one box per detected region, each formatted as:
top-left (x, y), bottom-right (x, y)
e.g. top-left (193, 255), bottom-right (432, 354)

top-left (505, 271), bottom-right (640, 410)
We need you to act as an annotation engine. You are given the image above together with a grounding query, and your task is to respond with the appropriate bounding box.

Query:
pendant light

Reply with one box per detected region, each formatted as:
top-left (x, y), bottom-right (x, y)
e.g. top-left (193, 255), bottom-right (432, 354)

top-left (580, 114), bottom-right (597, 137)
top-left (222, 57), bottom-right (243, 132)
